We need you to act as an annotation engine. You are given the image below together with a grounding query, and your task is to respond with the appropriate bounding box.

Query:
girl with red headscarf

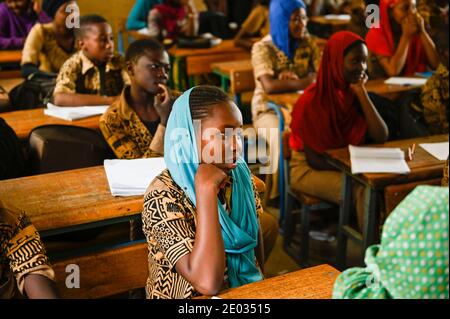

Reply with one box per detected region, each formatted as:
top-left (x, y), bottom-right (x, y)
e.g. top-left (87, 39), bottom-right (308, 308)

top-left (365, 0), bottom-right (439, 78)
top-left (289, 31), bottom-right (388, 231)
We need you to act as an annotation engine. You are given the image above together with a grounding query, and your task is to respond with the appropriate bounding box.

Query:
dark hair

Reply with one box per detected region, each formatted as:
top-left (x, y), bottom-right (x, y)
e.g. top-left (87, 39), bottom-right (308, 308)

top-left (125, 38), bottom-right (165, 64)
top-left (343, 39), bottom-right (366, 57)
top-left (75, 14), bottom-right (108, 39)
top-left (189, 86), bottom-right (231, 120)
top-left (259, 0), bottom-right (270, 6)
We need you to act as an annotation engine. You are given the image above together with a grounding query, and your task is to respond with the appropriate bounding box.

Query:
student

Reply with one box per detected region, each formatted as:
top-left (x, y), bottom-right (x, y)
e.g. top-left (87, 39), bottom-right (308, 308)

top-left (0, 200), bottom-right (59, 299)
top-left (147, 0), bottom-right (199, 41)
top-left (365, 0), bottom-right (440, 78)
top-left (289, 31), bottom-right (389, 231)
top-left (126, 0), bottom-right (162, 33)
top-left (307, 0), bottom-right (352, 16)
top-left (0, 0), bottom-right (51, 49)
top-left (99, 39), bottom-right (175, 159)
top-left (251, 0), bottom-right (320, 199)
top-left (333, 186), bottom-right (449, 299)
top-left (53, 15), bottom-right (130, 106)
top-left (233, 0), bottom-right (270, 50)
top-left (20, 0), bottom-right (77, 78)
top-left (142, 86), bottom-right (277, 299)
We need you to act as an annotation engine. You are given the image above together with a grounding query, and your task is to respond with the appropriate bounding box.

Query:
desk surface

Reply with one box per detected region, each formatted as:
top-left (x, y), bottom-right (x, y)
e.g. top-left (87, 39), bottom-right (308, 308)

top-left (198, 264), bottom-right (340, 299)
top-left (0, 50), bottom-right (22, 64)
top-left (0, 77), bottom-right (23, 92)
top-left (168, 40), bottom-right (247, 58)
top-left (325, 134), bottom-right (448, 188)
top-left (310, 15), bottom-right (351, 26)
top-left (1, 108), bottom-right (101, 140)
top-left (0, 166), bottom-right (143, 232)
top-left (211, 59), bottom-right (252, 75)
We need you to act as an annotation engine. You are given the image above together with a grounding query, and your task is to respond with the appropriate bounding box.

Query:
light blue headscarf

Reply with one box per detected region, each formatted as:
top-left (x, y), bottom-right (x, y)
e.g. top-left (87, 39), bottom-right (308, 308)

top-left (270, 0), bottom-right (307, 59)
top-left (164, 88), bottom-right (263, 288)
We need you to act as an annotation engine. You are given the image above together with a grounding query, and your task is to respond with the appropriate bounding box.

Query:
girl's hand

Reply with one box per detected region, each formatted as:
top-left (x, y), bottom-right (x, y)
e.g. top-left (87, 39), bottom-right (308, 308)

top-left (154, 84), bottom-right (173, 126)
top-left (195, 164), bottom-right (228, 194)
top-left (350, 72), bottom-right (368, 94)
top-left (402, 14), bottom-right (419, 38)
top-left (414, 12), bottom-right (426, 33)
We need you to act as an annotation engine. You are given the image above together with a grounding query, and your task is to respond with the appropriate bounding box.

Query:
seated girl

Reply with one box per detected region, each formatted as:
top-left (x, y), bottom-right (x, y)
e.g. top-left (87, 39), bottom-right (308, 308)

top-left (20, 0), bottom-right (78, 78)
top-left (0, 0), bottom-right (50, 50)
top-left (290, 31), bottom-right (389, 232)
top-left (251, 0), bottom-right (321, 200)
top-left (147, 0), bottom-right (198, 41)
top-left (0, 200), bottom-right (59, 299)
top-left (333, 185), bottom-right (448, 299)
top-left (233, 0), bottom-right (270, 50)
top-left (142, 86), bottom-right (277, 298)
top-left (365, 0), bottom-right (440, 78)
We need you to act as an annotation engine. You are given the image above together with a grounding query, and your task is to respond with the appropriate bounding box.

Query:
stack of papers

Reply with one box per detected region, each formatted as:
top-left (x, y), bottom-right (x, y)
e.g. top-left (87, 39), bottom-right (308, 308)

top-left (104, 158), bottom-right (166, 196)
top-left (349, 145), bottom-right (410, 174)
top-left (44, 103), bottom-right (109, 121)
top-left (420, 142), bottom-right (449, 161)
top-left (324, 14), bottom-right (351, 20)
top-left (384, 77), bottom-right (427, 86)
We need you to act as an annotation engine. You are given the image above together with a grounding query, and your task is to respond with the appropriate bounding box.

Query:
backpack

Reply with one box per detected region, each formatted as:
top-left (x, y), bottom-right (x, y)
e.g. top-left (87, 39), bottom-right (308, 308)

top-left (0, 117), bottom-right (28, 180)
top-left (8, 73), bottom-right (56, 110)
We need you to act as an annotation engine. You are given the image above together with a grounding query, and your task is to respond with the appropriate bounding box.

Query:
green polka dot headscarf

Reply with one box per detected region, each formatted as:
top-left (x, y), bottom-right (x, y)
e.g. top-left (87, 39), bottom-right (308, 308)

top-left (333, 186), bottom-right (449, 299)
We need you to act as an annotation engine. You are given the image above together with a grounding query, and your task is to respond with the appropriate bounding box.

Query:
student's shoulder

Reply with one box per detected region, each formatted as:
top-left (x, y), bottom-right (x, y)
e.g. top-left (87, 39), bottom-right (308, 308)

top-left (0, 201), bottom-right (28, 236)
top-left (59, 51), bottom-right (84, 71)
top-left (144, 169), bottom-right (184, 202)
top-left (100, 98), bottom-right (122, 122)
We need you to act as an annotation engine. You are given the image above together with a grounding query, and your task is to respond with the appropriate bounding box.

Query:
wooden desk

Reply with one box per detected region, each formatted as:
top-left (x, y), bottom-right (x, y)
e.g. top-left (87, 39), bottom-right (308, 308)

top-left (0, 165), bottom-right (143, 234)
top-left (1, 108), bottom-right (101, 140)
top-left (325, 134), bottom-right (448, 268)
top-left (310, 15), bottom-right (350, 36)
top-left (168, 40), bottom-right (250, 91)
top-left (197, 264), bottom-right (340, 299)
top-left (0, 77), bottom-right (23, 92)
top-left (0, 50), bottom-right (22, 65)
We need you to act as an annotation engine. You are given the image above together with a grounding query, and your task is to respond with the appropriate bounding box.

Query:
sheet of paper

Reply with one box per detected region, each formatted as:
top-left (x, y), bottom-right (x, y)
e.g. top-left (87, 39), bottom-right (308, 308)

top-left (384, 77), bottom-right (427, 86)
top-left (420, 142), bottom-right (449, 161)
top-left (324, 14), bottom-right (351, 20)
top-left (349, 145), bottom-right (410, 174)
top-left (44, 103), bottom-right (109, 121)
top-left (104, 158), bottom-right (166, 196)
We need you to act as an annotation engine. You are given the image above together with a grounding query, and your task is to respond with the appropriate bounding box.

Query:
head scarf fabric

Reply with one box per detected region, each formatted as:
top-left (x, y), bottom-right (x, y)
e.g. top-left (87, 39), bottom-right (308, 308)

top-left (269, 0), bottom-right (306, 60)
top-left (333, 186), bottom-right (449, 299)
top-left (163, 88), bottom-right (263, 288)
top-left (365, 0), bottom-right (428, 76)
top-left (290, 31), bottom-right (368, 153)
top-left (41, 0), bottom-right (72, 19)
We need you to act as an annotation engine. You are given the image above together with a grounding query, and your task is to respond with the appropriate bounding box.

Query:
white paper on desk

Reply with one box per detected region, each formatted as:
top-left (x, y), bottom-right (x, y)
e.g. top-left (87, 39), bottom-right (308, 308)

top-left (104, 158), bottom-right (166, 196)
top-left (420, 142), bottom-right (449, 161)
top-left (384, 77), bottom-right (427, 86)
top-left (324, 14), bottom-right (351, 20)
top-left (44, 103), bottom-right (108, 121)
top-left (349, 145), bottom-right (410, 174)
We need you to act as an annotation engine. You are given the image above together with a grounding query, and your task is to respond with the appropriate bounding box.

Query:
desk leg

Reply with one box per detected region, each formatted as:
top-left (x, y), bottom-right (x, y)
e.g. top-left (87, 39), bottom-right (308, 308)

top-left (337, 174), bottom-right (352, 269)
top-left (362, 186), bottom-right (377, 255)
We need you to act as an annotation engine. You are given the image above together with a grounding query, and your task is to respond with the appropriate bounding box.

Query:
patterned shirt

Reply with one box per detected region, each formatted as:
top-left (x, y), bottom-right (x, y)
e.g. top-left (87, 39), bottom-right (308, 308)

top-left (53, 50), bottom-right (130, 97)
top-left (251, 34), bottom-right (321, 120)
top-left (21, 23), bottom-right (76, 74)
top-left (0, 201), bottom-right (54, 299)
top-left (99, 86), bottom-right (167, 159)
top-left (142, 169), bottom-right (263, 299)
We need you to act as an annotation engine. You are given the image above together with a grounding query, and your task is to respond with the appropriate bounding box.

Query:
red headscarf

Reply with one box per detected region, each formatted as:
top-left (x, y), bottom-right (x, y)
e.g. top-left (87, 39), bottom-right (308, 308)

top-left (290, 31), bottom-right (368, 154)
top-left (365, 0), bottom-right (428, 75)
top-left (154, 2), bottom-right (186, 40)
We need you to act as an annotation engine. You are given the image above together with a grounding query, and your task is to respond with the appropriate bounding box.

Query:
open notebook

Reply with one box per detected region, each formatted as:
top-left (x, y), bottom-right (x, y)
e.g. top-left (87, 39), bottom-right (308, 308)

top-left (44, 103), bottom-right (109, 121)
top-left (104, 158), bottom-right (166, 196)
top-left (349, 145), bottom-right (410, 174)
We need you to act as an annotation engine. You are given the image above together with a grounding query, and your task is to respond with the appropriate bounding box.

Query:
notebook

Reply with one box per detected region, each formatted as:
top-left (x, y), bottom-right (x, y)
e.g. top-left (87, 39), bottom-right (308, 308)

top-left (420, 142), bottom-right (449, 161)
top-left (44, 103), bottom-right (109, 121)
top-left (384, 77), bottom-right (427, 86)
top-left (104, 158), bottom-right (166, 196)
top-left (324, 14), bottom-right (351, 20)
top-left (349, 145), bottom-right (410, 174)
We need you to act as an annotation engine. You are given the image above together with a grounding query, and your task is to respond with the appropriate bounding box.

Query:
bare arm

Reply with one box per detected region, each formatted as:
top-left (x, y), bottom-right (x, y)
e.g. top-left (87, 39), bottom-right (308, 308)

top-left (175, 164), bottom-right (227, 296)
top-left (258, 73), bottom-right (316, 95)
top-left (53, 92), bottom-right (117, 106)
top-left (24, 274), bottom-right (60, 299)
top-left (416, 13), bottom-right (440, 69)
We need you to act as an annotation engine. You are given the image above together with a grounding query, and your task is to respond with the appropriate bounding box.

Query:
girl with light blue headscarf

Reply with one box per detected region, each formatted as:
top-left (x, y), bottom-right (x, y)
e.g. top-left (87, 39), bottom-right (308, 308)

top-left (141, 86), bottom-right (267, 299)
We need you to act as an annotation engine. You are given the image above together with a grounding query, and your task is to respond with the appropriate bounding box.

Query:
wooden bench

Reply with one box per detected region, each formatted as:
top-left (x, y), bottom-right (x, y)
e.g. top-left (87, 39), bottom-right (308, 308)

top-left (53, 242), bottom-right (148, 299)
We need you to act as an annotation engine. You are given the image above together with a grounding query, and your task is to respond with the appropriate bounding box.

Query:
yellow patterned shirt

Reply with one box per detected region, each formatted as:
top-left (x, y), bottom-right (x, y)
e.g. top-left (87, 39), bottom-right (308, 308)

top-left (0, 201), bottom-right (55, 299)
top-left (99, 86), bottom-right (167, 159)
top-left (21, 23), bottom-right (76, 74)
top-left (53, 50), bottom-right (130, 97)
top-left (142, 169), bottom-right (263, 299)
top-left (251, 34), bottom-right (321, 120)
